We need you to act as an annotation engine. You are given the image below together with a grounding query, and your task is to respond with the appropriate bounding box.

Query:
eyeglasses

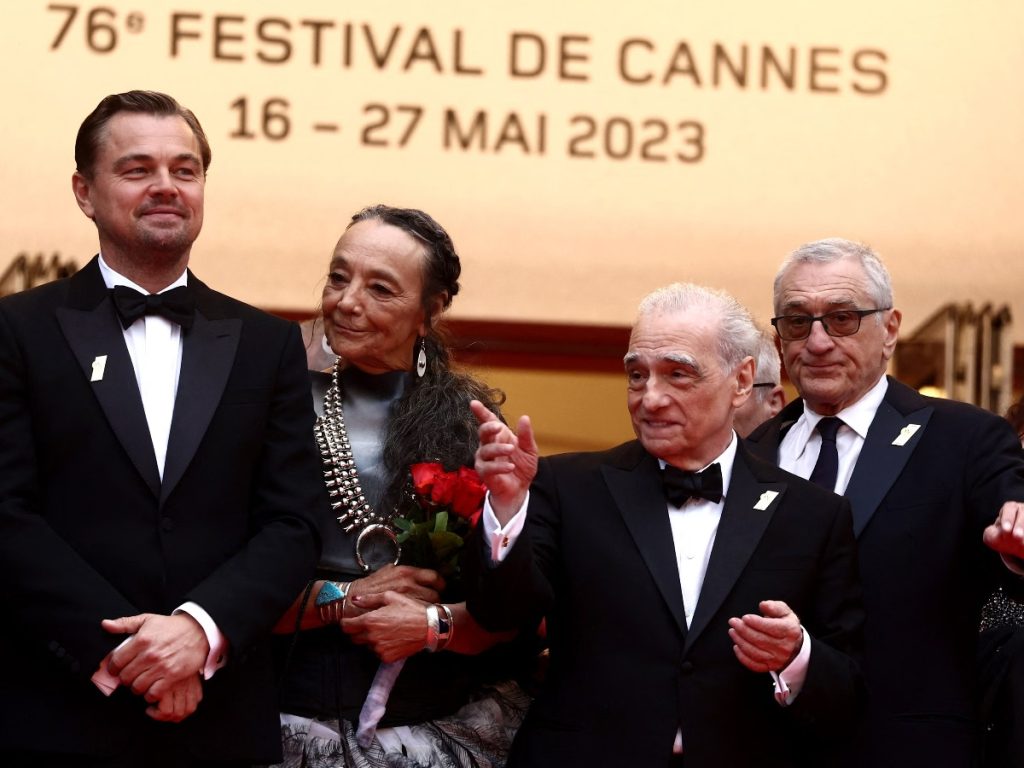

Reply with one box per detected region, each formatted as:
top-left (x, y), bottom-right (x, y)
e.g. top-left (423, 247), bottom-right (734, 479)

top-left (752, 382), bottom-right (777, 388)
top-left (771, 308), bottom-right (891, 341)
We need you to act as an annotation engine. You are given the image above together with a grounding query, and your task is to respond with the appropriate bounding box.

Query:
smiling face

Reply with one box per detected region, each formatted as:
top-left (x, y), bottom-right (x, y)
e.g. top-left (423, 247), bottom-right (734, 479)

top-left (321, 219), bottom-right (432, 374)
top-left (71, 112), bottom-right (204, 283)
top-left (775, 257), bottom-right (900, 415)
top-left (625, 307), bottom-right (753, 469)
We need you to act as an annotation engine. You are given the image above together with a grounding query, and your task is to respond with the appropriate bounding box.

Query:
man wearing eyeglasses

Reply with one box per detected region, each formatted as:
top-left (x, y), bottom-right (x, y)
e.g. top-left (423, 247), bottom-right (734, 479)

top-left (746, 237), bottom-right (1024, 768)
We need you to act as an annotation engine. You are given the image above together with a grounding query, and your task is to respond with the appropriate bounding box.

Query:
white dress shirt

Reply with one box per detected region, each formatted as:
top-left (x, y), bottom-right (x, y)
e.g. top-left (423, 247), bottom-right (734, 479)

top-left (91, 256), bottom-right (226, 694)
top-left (98, 257), bottom-right (185, 478)
top-left (778, 375), bottom-right (889, 495)
top-left (778, 375), bottom-right (1024, 578)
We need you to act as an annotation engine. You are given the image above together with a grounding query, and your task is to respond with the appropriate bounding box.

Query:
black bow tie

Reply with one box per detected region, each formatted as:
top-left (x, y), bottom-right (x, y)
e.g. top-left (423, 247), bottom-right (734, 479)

top-left (662, 463), bottom-right (723, 507)
top-left (111, 285), bottom-right (195, 331)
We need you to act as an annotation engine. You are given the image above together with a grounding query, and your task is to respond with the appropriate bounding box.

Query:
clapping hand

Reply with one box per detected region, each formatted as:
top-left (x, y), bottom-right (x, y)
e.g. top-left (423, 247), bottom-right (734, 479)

top-left (728, 600), bottom-right (803, 673)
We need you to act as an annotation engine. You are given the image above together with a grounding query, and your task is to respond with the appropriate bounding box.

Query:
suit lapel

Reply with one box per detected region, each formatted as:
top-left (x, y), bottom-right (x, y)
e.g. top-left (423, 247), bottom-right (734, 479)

top-left (744, 398), bottom-right (803, 464)
top-left (845, 380), bottom-right (933, 536)
top-left (161, 286), bottom-right (240, 504)
top-left (601, 449), bottom-right (688, 638)
top-left (685, 448), bottom-right (786, 652)
top-left (56, 259), bottom-right (161, 496)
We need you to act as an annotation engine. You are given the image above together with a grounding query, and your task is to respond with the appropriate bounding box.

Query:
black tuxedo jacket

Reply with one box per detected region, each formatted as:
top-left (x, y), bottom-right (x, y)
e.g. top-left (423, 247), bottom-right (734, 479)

top-left (467, 440), bottom-right (864, 768)
top-left (0, 257), bottom-right (324, 761)
top-left (746, 376), bottom-right (1024, 768)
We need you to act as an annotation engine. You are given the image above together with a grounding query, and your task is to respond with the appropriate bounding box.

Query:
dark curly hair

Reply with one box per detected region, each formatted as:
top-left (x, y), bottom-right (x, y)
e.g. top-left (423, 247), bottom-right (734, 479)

top-left (342, 205), bottom-right (504, 506)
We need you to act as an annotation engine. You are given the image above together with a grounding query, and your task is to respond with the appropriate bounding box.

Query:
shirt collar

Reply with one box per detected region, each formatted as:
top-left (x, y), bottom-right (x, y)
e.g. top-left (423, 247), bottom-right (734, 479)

top-left (803, 374), bottom-right (889, 440)
top-left (98, 253), bottom-right (188, 293)
top-left (658, 431), bottom-right (738, 501)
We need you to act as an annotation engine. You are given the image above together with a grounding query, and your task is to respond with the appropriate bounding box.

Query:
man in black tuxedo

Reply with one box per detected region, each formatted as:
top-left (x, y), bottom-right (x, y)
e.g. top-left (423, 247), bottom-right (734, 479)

top-left (745, 237), bottom-right (1024, 767)
top-left (467, 283), bottom-right (865, 767)
top-left (0, 91), bottom-right (323, 765)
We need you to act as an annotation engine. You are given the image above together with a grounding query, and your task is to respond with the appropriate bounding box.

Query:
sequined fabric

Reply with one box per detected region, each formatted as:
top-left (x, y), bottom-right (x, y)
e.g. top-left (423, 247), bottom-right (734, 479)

top-left (980, 587), bottom-right (1024, 632)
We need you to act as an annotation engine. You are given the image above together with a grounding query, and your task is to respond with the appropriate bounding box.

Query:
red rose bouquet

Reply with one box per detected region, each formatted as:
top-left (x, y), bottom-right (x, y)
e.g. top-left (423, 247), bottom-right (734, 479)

top-left (356, 462), bottom-right (487, 747)
top-left (393, 462), bottom-right (487, 598)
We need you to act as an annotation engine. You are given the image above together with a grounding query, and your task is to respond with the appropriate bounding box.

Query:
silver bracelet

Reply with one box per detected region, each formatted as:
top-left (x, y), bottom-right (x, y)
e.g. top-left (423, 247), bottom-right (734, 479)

top-left (425, 604), bottom-right (440, 652)
top-left (315, 580), bottom-right (351, 626)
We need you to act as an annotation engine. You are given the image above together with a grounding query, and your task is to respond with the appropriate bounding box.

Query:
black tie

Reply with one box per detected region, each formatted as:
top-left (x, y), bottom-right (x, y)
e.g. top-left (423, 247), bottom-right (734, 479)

top-left (662, 463), bottom-right (723, 507)
top-left (111, 285), bottom-right (195, 331)
top-left (808, 417), bottom-right (843, 491)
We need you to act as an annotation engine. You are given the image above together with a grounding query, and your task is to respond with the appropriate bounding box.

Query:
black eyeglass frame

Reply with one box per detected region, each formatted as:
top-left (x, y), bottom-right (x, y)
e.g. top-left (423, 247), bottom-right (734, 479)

top-left (770, 308), bottom-right (891, 341)
top-left (751, 382), bottom-right (777, 388)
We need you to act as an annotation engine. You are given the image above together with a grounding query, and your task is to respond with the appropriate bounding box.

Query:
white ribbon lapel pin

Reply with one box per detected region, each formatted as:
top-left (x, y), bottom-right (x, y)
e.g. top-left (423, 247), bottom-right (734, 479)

top-left (90, 355), bottom-right (108, 382)
top-left (891, 423), bottom-right (921, 447)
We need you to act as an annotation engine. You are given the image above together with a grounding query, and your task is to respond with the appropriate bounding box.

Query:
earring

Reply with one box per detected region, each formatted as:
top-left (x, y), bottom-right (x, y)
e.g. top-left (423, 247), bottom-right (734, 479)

top-left (416, 337), bottom-right (428, 378)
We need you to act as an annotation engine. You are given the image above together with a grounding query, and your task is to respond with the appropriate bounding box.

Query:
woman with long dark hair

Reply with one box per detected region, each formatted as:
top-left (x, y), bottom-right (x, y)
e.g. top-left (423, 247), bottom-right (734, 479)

top-left (272, 205), bottom-right (533, 767)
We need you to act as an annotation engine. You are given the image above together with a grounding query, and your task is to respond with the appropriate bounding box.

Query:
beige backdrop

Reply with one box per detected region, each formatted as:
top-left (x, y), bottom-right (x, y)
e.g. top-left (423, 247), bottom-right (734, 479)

top-left (3, 0), bottom-right (1022, 338)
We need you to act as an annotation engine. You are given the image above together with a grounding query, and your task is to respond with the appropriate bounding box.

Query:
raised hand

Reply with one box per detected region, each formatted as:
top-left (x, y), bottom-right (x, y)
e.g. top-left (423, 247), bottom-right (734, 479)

top-left (983, 501), bottom-right (1024, 564)
top-left (470, 400), bottom-right (538, 526)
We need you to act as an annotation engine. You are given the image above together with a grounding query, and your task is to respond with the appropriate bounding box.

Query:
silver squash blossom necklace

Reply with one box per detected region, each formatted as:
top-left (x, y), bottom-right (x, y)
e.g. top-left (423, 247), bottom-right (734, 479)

top-left (314, 359), bottom-right (401, 571)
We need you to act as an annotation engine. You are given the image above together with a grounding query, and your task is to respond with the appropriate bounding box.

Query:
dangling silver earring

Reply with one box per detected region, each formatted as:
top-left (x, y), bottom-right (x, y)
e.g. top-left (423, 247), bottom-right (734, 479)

top-left (416, 337), bottom-right (428, 378)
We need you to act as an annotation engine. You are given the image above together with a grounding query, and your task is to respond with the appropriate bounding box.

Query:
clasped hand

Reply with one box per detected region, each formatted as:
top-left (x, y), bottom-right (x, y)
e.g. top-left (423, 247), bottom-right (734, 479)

top-left (332, 564), bottom-right (443, 663)
top-left (100, 612), bottom-right (209, 723)
top-left (345, 591), bottom-right (436, 663)
top-left (728, 600), bottom-right (803, 673)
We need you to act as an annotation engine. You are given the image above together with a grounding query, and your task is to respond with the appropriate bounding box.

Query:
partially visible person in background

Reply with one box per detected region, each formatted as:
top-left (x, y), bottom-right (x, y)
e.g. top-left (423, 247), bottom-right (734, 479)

top-left (273, 205), bottom-right (533, 768)
top-left (733, 326), bottom-right (786, 437)
top-left (977, 396), bottom-right (1024, 768)
top-left (299, 315), bottom-right (337, 372)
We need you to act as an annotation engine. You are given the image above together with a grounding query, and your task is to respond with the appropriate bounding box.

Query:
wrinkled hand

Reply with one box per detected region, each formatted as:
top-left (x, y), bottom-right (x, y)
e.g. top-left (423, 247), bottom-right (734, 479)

top-left (983, 501), bottom-right (1024, 562)
top-left (470, 400), bottom-right (538, 525)
top-left (728, 600), bottom-right (803, 673)
top-left (345, 591), bottom-right (432, 663)
top-left (344, 565), bottom-right (443, 621)
top-left (101, 613), bottom-right (208, 702)
top-left (144, 673), bottom-right (203, 723)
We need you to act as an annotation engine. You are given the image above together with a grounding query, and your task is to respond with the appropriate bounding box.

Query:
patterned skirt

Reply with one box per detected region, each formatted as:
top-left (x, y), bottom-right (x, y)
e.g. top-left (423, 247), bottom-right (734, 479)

top-left (273, 680), bottom-right (531, 768)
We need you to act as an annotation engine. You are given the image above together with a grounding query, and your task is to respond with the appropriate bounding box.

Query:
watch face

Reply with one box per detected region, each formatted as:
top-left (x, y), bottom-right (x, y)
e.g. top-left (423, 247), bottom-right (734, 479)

top-left (355, 524), bottom-right (401, 572)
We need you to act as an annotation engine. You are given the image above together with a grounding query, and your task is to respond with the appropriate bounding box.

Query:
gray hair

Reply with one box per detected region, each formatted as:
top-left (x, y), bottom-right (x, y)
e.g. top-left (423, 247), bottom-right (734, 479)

top-left (752, 327), bottom-right (782, 405)
top-left (773, 238), bottom-right (894, 313)
top-left (636, 283), bottom-right (759, 372)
